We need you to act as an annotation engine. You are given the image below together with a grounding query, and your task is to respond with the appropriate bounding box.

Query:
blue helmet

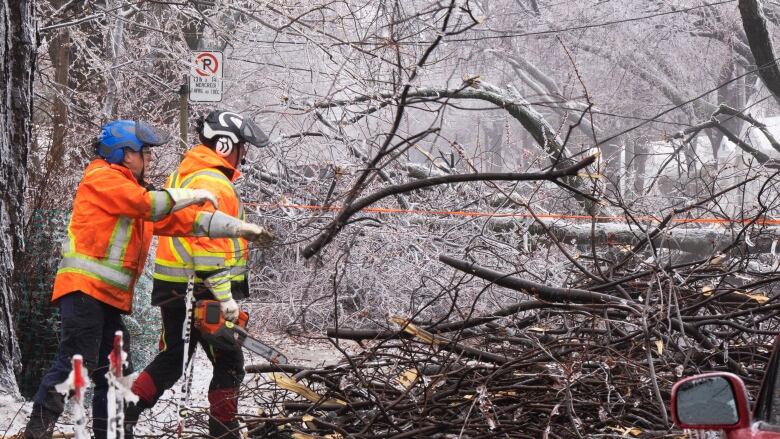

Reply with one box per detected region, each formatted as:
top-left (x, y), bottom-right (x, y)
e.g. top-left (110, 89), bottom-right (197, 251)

top-left (96, 120), bottom-right (170, 164)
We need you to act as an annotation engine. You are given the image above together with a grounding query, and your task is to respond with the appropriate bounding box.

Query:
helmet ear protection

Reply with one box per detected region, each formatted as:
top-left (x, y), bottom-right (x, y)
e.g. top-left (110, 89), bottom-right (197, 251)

top-left (214, 137), bottom-right (234, 157)
top-left (97, 141), bottom-right (127, 164)
top-left (198, 111), bottom-right (270, 160)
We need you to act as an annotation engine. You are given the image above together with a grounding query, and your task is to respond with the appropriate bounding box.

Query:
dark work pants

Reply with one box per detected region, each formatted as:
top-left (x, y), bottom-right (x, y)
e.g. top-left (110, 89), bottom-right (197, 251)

top-left (33, 291), bottom-right (133, 439)
top-left (131, 305), bottom-right (245, 422)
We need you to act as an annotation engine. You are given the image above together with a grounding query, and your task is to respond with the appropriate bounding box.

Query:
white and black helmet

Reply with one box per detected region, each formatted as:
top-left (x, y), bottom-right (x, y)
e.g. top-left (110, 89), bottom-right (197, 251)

top-left (197, 110), bottom-right (269, 156)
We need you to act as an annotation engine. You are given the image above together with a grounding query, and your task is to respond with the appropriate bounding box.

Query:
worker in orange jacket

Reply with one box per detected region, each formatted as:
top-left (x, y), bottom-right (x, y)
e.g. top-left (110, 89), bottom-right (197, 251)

top-left (126, 111), bottom-right (273, 439)
top-left (24, 120), bottom-right (274, 439)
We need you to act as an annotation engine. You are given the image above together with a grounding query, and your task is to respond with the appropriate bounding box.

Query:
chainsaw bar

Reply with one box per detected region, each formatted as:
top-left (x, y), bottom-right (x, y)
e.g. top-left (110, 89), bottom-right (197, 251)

top-left (233, 326), bottom-right (289, 365)
top-left (192, 300), bottom-right (289, 365)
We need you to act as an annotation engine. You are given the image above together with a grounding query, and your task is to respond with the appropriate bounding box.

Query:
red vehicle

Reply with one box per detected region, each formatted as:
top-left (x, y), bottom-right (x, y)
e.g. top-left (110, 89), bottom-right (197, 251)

top-left (671, 343), bottom-right (780, 438)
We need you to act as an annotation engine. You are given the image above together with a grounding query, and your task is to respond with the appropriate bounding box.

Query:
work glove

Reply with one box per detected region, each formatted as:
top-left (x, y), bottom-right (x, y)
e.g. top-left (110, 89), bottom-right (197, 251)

top-left (204, 271), bottom-right (238, 321)
top-left (220, 298), bottom-right (239, 323)
top-left (236, 222), bottom-right (275, 246)
top-left (165, 188), bottom-right (219, 213)
top-left (206, 211), bottom-right (275, 246)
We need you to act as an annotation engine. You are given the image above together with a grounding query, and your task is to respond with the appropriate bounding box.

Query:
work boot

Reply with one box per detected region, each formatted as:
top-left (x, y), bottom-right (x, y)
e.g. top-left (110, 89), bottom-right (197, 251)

top-left (209, 418), bottom-right (241, 439)
top-left (123, 400), bottom-right (151, 439)
top-left (22, 401), bottom-right (61, 439)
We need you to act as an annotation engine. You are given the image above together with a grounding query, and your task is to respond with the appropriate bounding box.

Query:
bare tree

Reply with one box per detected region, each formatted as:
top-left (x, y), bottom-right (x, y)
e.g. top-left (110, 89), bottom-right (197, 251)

top-left (0, 0), bottom-right (35, 396)
top-left (740, 0), bottom-right (780, 99)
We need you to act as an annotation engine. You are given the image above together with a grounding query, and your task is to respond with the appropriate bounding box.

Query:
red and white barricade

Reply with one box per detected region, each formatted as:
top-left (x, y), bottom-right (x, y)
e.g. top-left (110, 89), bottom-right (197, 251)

top-left (54, 355), bottom-right (90, 439)
top-left (107, 330), bottom-right (138, 439)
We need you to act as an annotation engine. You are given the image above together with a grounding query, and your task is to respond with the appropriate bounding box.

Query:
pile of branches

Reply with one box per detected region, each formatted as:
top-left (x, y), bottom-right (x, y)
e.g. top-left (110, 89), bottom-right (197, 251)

top-left (225, 145), bottom-right (780, 437)
top-left (239, 247), bottom-right (780, 438)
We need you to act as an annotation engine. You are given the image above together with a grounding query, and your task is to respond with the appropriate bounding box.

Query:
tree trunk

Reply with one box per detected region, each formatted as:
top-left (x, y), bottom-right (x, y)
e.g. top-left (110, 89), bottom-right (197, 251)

top-left (623, 141), bottom-right (634, 199)
top-left (631, 138), bottom-right (650, 195)
top-left (29, 26), bottom-right (71, 213)
top-left (101, 0), bottom-right (126, 119)
top-left (739, 0), bottom-right (780, 105)
top-left (483, 116), bottom-right (504, 172)
top-left (49, 29), bottom-right (70, 166)
top-left (0, 0), bottom-right (35, 397)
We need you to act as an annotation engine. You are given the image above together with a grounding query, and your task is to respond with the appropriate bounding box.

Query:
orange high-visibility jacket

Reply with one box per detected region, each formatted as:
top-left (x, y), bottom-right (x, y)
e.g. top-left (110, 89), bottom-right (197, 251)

top-left (151, 145), bottom-right (249, 305)
top-left (52, 159), bottom-right (186, 312)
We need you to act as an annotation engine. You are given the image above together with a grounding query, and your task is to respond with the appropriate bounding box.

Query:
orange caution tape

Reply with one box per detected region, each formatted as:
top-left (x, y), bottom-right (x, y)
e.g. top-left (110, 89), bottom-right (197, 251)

top-left (244, 203), bottom-right (780, 226)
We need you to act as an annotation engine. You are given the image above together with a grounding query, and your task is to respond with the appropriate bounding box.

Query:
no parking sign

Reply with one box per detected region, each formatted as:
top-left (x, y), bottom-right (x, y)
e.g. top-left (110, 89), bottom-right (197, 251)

top-left (189, 51), bottom-right (223, 102)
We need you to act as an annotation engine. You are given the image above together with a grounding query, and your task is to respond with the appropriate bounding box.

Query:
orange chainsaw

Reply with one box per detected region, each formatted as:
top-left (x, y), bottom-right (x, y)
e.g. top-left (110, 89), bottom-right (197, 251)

top-left (193, 300), bottom-right (288, 365)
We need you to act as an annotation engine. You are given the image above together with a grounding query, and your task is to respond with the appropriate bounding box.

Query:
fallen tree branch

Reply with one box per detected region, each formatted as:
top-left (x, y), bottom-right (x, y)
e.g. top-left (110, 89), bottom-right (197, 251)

top-left (515, 219), bottom-right (778, 256)
top-left (302, 153), bottom-right (597, 258)
top-left (439, 254), bottom-right (637, 307)
top-left (712, 120), bottom-right (770, 163)
top-left (715, 104), bottom-right (780, 154)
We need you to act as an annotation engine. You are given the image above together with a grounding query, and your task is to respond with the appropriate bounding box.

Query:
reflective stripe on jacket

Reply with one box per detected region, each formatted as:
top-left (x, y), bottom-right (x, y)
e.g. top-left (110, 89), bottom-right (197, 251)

top-left (151, 145), bottom-right (249, 305)
top-left (52, 159), bottom-right (173, 312)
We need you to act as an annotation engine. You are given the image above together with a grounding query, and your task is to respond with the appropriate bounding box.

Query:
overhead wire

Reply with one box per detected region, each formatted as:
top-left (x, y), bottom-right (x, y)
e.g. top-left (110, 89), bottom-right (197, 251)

top-left (597, 57), bottom-right (780, 145)
top-left (245, 202), bottom-right (780, 226)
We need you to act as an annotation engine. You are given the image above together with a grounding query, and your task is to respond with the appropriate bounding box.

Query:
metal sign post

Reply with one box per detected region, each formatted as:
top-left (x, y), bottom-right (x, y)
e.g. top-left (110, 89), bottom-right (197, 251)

top-left (179, 77), bottom-right (189, 152)
top-left (188, 51), bottom-right (223, 102)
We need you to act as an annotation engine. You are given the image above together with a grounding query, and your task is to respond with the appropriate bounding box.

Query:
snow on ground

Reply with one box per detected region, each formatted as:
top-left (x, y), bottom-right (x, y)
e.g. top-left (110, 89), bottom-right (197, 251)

top-left (0, 351), bottom-right (218, 438)
top-left (0, 393), bottom-right (30, 437)
top-left (0, 332), bottom-right (346, 437)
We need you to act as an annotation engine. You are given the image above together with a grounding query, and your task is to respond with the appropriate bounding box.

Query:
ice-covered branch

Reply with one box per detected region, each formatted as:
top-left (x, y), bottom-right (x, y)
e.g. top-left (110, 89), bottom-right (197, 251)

top-left (302, 153), bottom-right (597, 258)
top-left (310, 80), bottom-right (570, 164)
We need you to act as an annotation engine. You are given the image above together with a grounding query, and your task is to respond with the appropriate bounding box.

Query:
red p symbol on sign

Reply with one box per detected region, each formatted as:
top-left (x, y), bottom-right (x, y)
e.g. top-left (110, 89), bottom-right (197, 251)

top-left (195, 53), bottom-right (219, 77)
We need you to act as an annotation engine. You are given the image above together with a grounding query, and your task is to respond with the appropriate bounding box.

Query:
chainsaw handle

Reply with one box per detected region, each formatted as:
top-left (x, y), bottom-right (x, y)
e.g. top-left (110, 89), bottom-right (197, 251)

top-left (238, 310), bottom-right (249, 328)
top-left (194, 300), bottom-right (249, 329)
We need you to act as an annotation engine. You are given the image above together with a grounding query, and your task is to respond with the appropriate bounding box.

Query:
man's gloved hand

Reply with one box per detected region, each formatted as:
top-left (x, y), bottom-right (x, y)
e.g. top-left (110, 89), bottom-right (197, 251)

top-left (237, 222), bottom-right (275, 246)
top-left (220, 298), bottom-right (239, 322)
top-left (204, 272), bottom-right (237, 321)
top-left (205, 211), bottom-right (276, 245)
top-left (165, 188), bottom-right (219, 213)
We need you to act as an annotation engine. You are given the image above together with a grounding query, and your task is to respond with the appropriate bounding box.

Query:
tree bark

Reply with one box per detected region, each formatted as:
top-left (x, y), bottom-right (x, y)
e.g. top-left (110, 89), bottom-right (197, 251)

top-left (0, 0), bottom-right (35, 397)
